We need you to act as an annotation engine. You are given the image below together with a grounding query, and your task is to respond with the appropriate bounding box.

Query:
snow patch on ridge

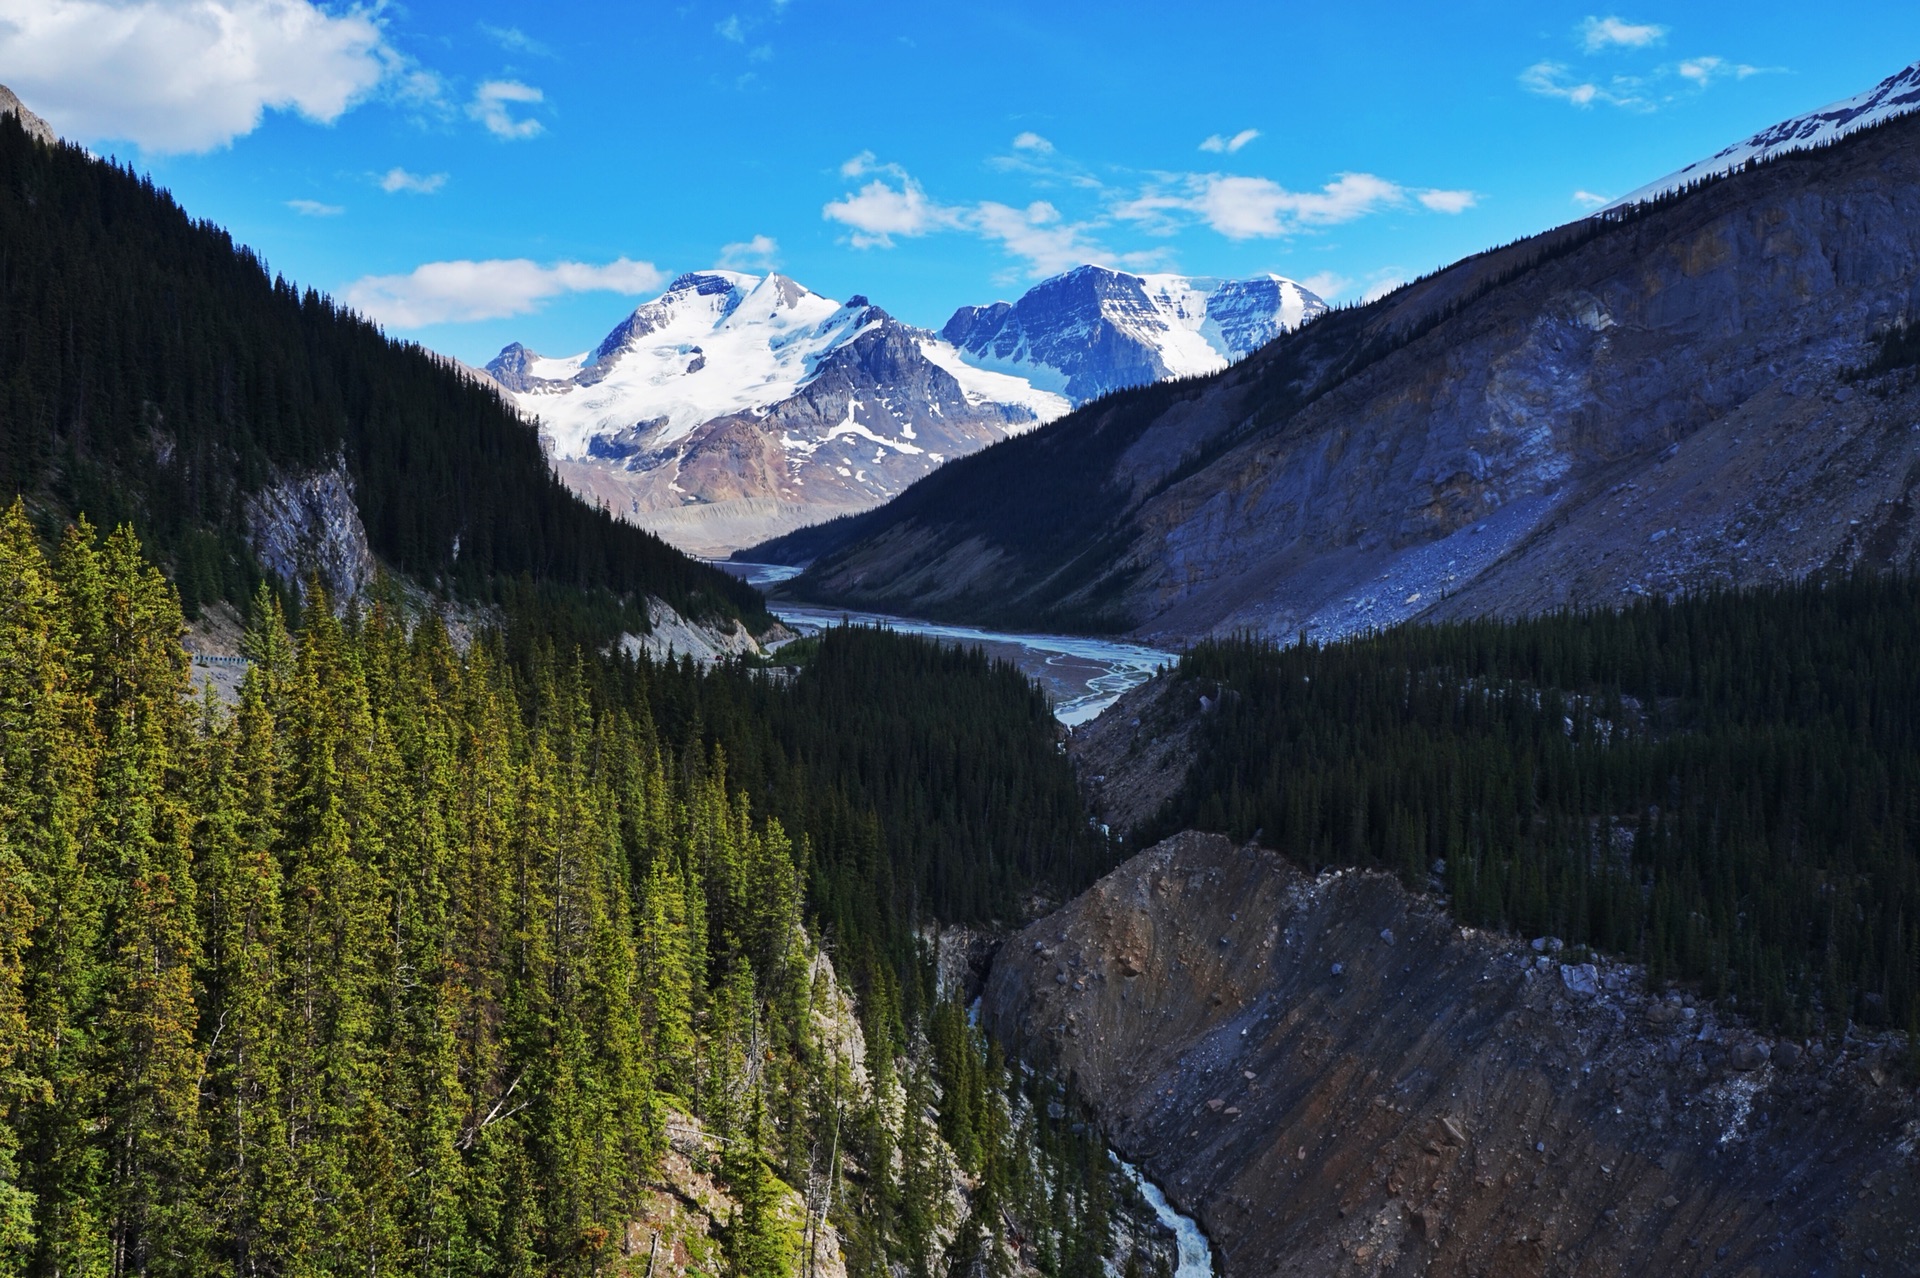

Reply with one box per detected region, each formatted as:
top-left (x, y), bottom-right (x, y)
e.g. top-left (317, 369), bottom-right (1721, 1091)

top-left (1605, 58), bottom-right (1920, 210)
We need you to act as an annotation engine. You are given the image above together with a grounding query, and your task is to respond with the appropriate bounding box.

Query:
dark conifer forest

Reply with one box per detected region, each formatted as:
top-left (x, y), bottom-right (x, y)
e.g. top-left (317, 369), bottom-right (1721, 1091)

top-left (1149, 575), bottom-right (1920, 1039)
top-left (0, 505), bottom-right (1141, 1278)
top-left (0, 113), bottom-right (762, 633)
top-left (0, 109), bottom-right (1157, 1278)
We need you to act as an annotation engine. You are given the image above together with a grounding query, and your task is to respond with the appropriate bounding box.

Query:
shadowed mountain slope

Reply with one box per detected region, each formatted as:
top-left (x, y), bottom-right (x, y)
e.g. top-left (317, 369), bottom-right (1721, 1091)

top-left (754, 106), bottom-right (1920, 641)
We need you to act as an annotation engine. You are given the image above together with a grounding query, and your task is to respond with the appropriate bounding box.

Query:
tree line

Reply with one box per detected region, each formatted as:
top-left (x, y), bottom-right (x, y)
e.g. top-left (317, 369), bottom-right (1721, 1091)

top-left (0, 112), bottom-right (762, 635)
top-left (0, 504), bottom-right (1146, 1278)
top-left (1150, 574), bottom-right (1920, 1041)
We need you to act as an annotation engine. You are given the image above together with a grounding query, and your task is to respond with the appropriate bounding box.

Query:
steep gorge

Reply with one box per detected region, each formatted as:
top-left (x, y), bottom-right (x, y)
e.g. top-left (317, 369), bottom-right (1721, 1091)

top-left (983, 832), bottom-right (1920, 1276)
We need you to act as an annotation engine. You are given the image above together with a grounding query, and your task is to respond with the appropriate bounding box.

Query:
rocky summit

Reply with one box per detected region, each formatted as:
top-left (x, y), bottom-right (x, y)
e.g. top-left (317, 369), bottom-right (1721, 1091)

top-left (942, 266), bottom-right (1326, 404)
top-left (492, 266), bottom-right (1324, 557)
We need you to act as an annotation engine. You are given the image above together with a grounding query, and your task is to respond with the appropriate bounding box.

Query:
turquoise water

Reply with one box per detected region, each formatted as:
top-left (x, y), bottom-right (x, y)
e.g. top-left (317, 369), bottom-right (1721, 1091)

top-left (727, 564), bottom-right (1176, 727)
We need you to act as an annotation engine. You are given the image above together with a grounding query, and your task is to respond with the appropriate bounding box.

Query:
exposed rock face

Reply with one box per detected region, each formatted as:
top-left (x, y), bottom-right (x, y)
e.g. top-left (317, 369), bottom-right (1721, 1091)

top-left (786, 110), bottom-right (1920, 644)
top-left (243, 462), bottom-right (375, 604)
top-left (0, 85), bottom-right (55, 145)
top-left (942, 266), bottom-right (1326, 404)
top-left (619, 598), bottom-right (789, 664)
top-left (489, 272), bottom-right (1064, 557)
top-left (984, 832), bottom-right (1920, 1277)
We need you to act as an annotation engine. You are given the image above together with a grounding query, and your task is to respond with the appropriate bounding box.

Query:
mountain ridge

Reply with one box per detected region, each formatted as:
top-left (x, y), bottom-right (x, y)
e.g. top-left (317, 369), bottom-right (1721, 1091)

top-left (752, 73), bottom-right (1920, 641)
top-left (494, 265), bottom-right (1323, 556)
top-left (0, 99), bottom-right (766, 640)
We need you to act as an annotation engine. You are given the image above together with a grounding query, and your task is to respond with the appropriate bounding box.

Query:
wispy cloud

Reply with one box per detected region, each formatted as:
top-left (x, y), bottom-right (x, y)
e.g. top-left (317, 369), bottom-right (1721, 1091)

top-left (1520, 61), bottom-right (1651, 110)
top-left (1581, 15), bottom-right (1667, 52)
top-left (716, 14), bottom-right (745, 41)
top-left (468, 80), bottom-right (543, 139)
top-left (972, 201), bottom-right (1108, 277)
top-left (1300, 271), bottom-right (1352, 300)
top-left (344, 257), bottom-right (666, 328)
top-left (286, 198), bottom-right (344, 216)
top-left (1116, 171), bottom-right (1474, 240)
top-left (0, 0), bottom-right (394, 153)
top-left (479, 23), bottom-right (553, 58)
top-left (1199, 128), bottom-right (1260, 154)
top-left (719, 234), bottom-right (780, 269)
top-left (823, 155), bottom-right (1108, 275)
top-left (1571, 189), bottom-right (1611, 209)
top-left (1529, 17), bottom-right (1775, 112)
top-left (1523, 54), bottom-right (1773, 111)
top-left (825, 149), bottom-right (1471, 277)
top-left (1418, 188), bottom-right (1478, 213)
top-left (1012, 131), bottom-right (1053, 153)
top-left (1677, 55), bottom-right (1767, 85)
top-left (378, 166), bottom-right (447, 194)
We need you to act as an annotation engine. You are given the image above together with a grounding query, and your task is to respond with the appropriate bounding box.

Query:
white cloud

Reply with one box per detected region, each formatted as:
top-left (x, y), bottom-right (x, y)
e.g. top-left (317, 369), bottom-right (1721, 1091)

top-left (972, 201), bottom-right (1107, 277)
top-left (1300, 271), bottom-right (1354, 300)
top-left (1417, 188), bottom-right (1477, 214)
top-left (1012, 131), bottom-right (1053, 153)
top-left (822, 171), bottom-right (965, 248)
top-left (1520, 61), bottom-right (1650, 110)
top-left (716, 14), bottom-right (745, 42)
top-left (824, 156), bottom-right (1108, 276)
top-left (1571, 189), bottom-right (1611, 209)
top-left (468, 80), bottom-right (543, 139)
top-left (0, 0), bottom-right (392, 153)
top-left (1676, 55), bottom-right (1764, 85)
top-left (379, 167), bottom-right (447, 195)
top-left (719, 234), bottom-right (780, 269)
top-left (1199, 128), bottom-right (1260, 154)
top-left (1581, 16), bottom-right (1667, 52)
top-left (1194, 172), bottom-right (1407, 238)
top-left (287, 198), bottom-right (343, 216)
top-left (345, 257), bottom-right (666, 328)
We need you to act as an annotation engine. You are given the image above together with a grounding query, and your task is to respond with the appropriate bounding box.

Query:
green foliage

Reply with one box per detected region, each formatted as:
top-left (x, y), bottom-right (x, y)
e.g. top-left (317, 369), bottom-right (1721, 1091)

top-left (1153, 574), bottom-right (1920, 1036)
top-left (0, 503), bottom-right (1134, 1277)
top-left (0, 112), bottom-right (765, 633)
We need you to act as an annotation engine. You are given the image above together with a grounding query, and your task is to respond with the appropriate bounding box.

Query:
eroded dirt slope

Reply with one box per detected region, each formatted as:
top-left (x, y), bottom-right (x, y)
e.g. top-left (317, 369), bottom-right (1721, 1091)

top-left (984, 832), bottom-right (1920, 1277)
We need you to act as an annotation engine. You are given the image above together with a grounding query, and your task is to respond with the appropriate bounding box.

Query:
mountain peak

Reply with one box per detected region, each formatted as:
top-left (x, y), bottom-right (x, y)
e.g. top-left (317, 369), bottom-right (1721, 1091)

top-left (0, 84), bottom-right (55, 146)
top-left (942, 265), bottom-right (1326, 403)
top-left (1608, 57), bottom-right (1920, 209)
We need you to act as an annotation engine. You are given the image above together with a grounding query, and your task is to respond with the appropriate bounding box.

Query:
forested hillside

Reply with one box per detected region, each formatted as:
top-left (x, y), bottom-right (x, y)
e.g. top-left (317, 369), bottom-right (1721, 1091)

top-left (0, 113), bottom-right (762, 633)
top-left (0, 504), bottom-right (1140, 1278)
top-left (1148, 574), bottom-right (1920, 1040)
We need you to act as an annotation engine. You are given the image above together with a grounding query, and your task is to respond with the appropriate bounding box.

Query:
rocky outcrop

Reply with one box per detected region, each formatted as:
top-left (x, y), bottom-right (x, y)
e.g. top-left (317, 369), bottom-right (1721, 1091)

top-left (785, 106), bottom-right (1920, 644)
top-left (489, 273), bottom-right (1062, 557)
top-left (243, 461), bottom-right (376, 604)
top-left (618, 598), bottom-right (791, 665)
top-left (0, 85), bottom-right (55, 145)
top-left (984, 832), bottom-right (1920, 1277)
top-left (942, 267), bottom-right (1326, 403)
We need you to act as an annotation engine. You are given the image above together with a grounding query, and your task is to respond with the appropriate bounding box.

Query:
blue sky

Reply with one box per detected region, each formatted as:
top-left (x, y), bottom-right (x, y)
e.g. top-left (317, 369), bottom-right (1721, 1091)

top-left (4, 1), bottom-right (1917, 365)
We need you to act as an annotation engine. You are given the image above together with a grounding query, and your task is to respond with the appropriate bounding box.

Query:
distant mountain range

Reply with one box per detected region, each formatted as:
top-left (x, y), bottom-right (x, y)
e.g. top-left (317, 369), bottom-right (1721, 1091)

top-left (942, 267), bottom-right (1325, 403)
top-left (487, 267), bottom-right (1324, 555)
top-left (752, 58), bottom-right (1920, 642)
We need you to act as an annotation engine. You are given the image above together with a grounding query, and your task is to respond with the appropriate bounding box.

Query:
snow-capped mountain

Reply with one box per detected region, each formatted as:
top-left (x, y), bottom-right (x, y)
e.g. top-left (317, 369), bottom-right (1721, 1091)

top-left (1607, 58), bottom-right (1920, 209)
top-left (488, 271), bottom-right (1069, 556)
top-left (941, 266), bottom-right (1327, 404)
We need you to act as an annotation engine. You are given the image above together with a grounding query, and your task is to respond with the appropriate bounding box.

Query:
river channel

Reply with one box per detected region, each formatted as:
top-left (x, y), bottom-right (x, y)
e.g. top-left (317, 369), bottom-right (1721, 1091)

top-left (745, 565), bottom-right (1210, 1273)
top-left (724, 563), bottom-right (1177, 727)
